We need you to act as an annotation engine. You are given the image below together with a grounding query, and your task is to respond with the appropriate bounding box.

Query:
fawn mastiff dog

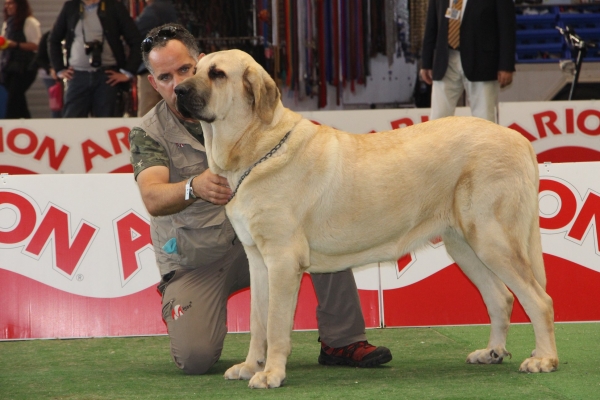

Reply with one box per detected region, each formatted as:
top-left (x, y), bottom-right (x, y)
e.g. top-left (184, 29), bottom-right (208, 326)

top-left (175, 49), bottom-right (558, 388)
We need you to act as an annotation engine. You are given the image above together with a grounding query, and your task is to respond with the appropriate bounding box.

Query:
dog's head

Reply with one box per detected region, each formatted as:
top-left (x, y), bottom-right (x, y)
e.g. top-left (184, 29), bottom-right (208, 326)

top-left (175, 49), bottom-right (280, 126)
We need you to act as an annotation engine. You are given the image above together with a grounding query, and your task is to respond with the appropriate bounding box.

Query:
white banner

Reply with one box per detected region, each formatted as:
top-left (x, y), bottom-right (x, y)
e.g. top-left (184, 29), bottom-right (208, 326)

top-left (538, 162), bottom-right (600, 272)
top-left (498, 100), bottom-right (600, 162)
top-left (1, 161), bottom-right (598, 292)
top-left (0, 173), bottom-right (158, 298)
top-left (0, 173), bottom-right (383, 297)
top-left (0, 118), bottom-right (136, 174)
top-left (3, 102), bottom-right (599, 175)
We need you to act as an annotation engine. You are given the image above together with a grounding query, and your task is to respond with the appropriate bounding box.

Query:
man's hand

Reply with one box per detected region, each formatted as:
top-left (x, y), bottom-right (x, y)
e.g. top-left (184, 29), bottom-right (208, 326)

top-left (498, 71), bottom-right (513, 88)
top-left (57, 67), bottom-right (74, 81)
top-left (193, 169), bottom-right (232, 205)
top-left (137, 166), bottom-right (232, 216)
top-left (420, 69), bottom-right (433, 85)
top-left (105, 70), bottom-right (131, 86)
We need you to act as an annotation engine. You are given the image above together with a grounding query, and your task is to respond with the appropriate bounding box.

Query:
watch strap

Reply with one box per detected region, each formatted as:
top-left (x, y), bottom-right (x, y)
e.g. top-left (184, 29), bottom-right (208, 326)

top-left (185, 175), bottom-right (197, 200)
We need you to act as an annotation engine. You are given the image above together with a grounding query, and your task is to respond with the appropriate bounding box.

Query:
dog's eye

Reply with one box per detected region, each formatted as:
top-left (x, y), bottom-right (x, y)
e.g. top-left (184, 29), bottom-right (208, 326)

top-left (208, 66), bottom-right (226, 80)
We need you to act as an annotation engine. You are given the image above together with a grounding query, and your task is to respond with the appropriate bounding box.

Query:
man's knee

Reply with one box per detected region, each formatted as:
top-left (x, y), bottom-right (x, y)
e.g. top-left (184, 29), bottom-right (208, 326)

top-left (171, 341), bottom-right (223, 375)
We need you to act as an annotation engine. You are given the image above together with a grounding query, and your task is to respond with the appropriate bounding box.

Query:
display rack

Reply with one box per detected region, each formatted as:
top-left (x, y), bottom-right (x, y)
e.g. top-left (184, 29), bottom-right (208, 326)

top-left (515, 3), bottom-right (600, 63)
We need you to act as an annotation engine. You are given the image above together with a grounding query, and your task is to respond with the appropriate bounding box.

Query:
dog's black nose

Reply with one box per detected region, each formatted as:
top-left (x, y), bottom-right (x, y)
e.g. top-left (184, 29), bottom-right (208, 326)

top-left (174, 85), bottom-right (189, 98)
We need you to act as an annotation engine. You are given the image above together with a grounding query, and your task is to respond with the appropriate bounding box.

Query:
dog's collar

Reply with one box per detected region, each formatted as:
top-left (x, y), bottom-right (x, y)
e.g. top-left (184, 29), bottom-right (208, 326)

top-left (228, 130), bottom-right (292, 202)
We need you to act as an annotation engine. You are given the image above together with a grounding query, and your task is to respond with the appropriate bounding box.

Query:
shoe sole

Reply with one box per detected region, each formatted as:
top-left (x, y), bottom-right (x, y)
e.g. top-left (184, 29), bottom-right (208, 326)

top-left (318, 352), bottom-right (393, 368)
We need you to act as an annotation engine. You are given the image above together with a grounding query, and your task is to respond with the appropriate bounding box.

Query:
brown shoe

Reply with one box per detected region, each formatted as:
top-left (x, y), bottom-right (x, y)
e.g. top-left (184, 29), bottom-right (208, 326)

top-left (318, 340), bottom-right (392, 367)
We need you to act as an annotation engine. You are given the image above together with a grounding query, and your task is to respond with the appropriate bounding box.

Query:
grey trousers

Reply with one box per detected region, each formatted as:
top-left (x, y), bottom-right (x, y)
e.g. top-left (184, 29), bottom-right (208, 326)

top-left (161, 240), bottom-right (367, 375)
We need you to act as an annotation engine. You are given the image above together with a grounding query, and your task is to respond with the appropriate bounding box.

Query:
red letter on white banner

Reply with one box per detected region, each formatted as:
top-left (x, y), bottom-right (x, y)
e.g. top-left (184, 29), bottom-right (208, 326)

top-left (25, 205), bottom-right (98, 277)
top-left (114, 211), bottom-right (152, 283)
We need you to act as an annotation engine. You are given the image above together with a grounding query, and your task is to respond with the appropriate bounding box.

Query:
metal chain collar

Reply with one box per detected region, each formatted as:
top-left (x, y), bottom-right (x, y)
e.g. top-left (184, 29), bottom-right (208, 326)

top-left (228, 130), bottom-right (292, 201)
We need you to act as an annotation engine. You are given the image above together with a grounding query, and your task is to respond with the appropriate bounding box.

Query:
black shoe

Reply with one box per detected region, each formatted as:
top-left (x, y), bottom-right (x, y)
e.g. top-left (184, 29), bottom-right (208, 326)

top-left (318, 340), bottom-right (392, 367)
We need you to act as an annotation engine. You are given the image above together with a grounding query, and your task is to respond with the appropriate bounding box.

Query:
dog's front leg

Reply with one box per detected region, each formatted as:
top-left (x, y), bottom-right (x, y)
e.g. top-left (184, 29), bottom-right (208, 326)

top-left (224, 246), bottom-right (268, 381)
top-left (248, 257), bottom-right (303, 389)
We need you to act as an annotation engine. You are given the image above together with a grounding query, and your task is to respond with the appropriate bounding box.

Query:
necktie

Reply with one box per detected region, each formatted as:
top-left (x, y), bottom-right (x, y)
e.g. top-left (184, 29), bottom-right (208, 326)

top-left (448, 0), bottom-right (462, 49)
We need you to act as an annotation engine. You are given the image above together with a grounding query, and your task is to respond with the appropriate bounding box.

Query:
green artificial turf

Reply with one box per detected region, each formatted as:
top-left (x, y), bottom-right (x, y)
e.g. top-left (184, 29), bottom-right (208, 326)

top-left (0, 323), bottom-right (598, 399)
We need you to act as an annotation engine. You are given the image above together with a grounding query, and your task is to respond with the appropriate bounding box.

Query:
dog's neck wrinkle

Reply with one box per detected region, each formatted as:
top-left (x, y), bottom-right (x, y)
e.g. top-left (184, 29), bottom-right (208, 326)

top-left (226, 104), bottom-right (298, 170)
top-left (209, 105), bottom-right (301, 193)
top-left (243, 118), bottom-right (298, 166)
top-left (199, 122), bottom-right (226, 178)
top-left (208, 113), bottom-right (253, 172)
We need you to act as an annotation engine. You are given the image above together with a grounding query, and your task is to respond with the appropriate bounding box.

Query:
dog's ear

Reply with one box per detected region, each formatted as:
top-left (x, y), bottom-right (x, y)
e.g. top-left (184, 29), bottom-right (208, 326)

top-left (243, 65), bottom-right (280, 124)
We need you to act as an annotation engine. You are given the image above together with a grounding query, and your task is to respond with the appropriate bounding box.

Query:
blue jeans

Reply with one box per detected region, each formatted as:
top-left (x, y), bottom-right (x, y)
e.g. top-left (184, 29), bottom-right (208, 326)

top-left (63, 69), bottom-right (122, 118)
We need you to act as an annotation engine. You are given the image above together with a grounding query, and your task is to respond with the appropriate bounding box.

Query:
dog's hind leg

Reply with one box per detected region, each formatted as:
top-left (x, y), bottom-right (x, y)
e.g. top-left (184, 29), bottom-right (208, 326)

top-left (462, 219), bottom-right (558, 373)
top-left (224, 245), bottom-right (269, 381)
top-left (442, 229), bottom-right (514, 364)
top-left (516, 215), bottom-right (559, 372)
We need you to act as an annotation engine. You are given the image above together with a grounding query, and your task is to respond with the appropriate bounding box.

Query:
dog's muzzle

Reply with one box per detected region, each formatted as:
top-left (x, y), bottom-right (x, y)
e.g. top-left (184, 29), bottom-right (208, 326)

top-left (175, 82), bottom-right (204, 120)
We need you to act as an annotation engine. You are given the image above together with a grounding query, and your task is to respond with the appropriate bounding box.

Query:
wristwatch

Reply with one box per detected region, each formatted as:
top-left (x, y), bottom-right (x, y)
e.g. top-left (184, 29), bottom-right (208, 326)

top-left (185, 175), bottom-right (198, 200)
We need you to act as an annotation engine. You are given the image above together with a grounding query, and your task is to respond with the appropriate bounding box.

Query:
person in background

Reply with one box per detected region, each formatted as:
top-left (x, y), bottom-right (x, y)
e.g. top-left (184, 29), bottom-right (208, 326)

top-left (135, 0), bottom-right (178, 117)
top-left (129, 24), bottom-right (393, 375)
top-left (35, 30), bottom-right (62, 118)
top-left (0, 0), bottom-right (41, 119)
top-left (49, 0), bottom-right (141, 118)
top-left (419, 0), bottom-right (516, 123)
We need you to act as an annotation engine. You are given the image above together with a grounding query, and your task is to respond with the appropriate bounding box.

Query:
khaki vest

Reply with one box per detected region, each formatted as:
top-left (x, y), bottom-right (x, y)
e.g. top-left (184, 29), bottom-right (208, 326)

top-left (139, 100), bottom-right (235, 276)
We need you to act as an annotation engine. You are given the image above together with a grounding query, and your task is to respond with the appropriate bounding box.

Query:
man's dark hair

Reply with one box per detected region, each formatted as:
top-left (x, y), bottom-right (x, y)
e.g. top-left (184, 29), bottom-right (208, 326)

top-left (141, 23), bottom-right (200, 74)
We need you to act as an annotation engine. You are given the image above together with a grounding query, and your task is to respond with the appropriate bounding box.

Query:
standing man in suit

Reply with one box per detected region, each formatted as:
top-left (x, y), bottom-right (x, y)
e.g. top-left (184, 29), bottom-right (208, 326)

top-left (419, 0), bottom-right (516, 122)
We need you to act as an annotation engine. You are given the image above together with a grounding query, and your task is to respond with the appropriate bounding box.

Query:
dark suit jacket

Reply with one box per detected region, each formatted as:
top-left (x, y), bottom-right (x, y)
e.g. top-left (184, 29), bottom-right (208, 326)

top-left (421, 0), bottom-right (516, 82)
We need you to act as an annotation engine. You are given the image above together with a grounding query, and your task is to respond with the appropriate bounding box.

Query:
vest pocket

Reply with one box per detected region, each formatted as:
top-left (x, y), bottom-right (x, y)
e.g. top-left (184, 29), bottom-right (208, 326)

top-left (175, 219), bottom-right (236, 267)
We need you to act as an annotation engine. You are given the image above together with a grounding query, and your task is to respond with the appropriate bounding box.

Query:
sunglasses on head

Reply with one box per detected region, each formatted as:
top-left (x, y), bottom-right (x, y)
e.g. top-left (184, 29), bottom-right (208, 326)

top-left (141, 26), bottom-right (184, 53)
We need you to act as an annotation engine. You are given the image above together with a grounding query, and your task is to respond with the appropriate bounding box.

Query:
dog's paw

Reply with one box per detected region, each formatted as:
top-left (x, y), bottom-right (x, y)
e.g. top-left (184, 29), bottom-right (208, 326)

top-left (248, 370), bottom-right (285, 389)
top-left (224, 361), bottom-right (263, 381)
top-left (519, 356), bottom-right (558, 373)
top-left (466, 347), bottom-right (512, 364)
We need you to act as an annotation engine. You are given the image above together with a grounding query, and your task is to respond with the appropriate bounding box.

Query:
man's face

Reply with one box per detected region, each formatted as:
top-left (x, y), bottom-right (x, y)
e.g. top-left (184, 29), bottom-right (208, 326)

top-left (147, 40), bottom-right (199, 119)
